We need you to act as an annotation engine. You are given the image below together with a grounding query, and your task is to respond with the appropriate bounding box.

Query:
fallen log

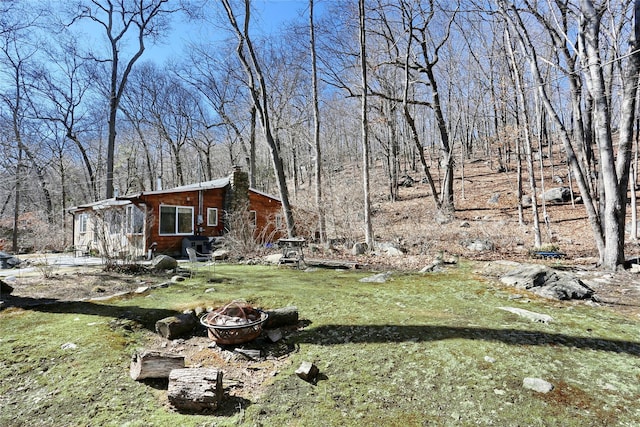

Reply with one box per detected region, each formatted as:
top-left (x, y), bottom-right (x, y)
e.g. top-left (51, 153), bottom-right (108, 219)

top-left (129, 350), bottom-right (185, 381)
top-left (264, 306), bottom-right (299, 329)
top-left (155, 313), bottom-right (197, 339)
top-left (168, 368), bottom-right (223, 413)
top-left (305, 258), bottom-right (361, 269)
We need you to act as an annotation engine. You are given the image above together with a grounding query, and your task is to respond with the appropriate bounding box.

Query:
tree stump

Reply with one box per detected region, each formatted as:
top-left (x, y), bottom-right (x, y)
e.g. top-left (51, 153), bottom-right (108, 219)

top-left (155, 313), bottom-right (197, 339)
top-left (129, 350), bottom-right (185, 381)
top-left (264, 306), bottom-right (298, 329)
top-left (167, 368), bottom-right (224, 413)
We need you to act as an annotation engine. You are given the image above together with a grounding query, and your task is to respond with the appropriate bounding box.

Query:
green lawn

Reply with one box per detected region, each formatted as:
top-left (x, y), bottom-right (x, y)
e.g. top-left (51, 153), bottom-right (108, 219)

top-left (1, 263), bottom-right (639, 426)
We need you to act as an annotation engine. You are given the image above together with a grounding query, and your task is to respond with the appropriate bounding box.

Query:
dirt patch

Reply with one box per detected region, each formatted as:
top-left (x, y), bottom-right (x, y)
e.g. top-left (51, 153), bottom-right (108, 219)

top-left (1, 266), bottom-right (169, 304)
top-left (141, 328), bottom-right (301, 412)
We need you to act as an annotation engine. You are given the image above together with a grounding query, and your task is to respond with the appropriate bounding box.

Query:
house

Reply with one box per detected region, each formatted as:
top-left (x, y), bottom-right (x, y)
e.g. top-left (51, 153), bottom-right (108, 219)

top-left (68, 167), bottom-right (284, 258)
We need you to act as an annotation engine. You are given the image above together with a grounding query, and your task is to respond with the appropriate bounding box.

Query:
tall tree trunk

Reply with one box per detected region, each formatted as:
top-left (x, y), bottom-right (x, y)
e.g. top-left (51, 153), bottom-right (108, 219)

top-left (310, 0), bottom-right (326, 243)
top-left (505, 29), bottom-right (541, 246)
top-left (359, 0), bottom-right (374, 248)
top-left (221, 0), bottom-right (296, 237)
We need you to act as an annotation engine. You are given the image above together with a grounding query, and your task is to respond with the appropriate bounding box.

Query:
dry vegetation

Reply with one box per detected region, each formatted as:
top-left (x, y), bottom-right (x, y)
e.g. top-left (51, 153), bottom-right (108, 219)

top-left (292, 153), bottom-right (624, 268)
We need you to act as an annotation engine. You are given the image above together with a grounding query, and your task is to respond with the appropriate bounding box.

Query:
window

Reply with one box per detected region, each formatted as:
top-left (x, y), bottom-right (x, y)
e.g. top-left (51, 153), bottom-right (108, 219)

top-left (109, 210), bottom-right (123, 234)
top-left (249, 210), bottom-right (257, 227)
top-left (207, 208), bottom-right (218, 226)
top-left (275, 214), bottom-right (283, 229)
top-left (126, 205), bottom-right (144, 234)
top-left (159, 205), bottom-right (193, 235)
top-left (79, 213), bottom-right (89, 234)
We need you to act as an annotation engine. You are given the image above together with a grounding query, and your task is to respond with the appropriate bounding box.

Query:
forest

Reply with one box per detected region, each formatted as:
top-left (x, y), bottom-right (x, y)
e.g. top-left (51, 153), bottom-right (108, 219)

top-left (1, 0), bottom-right (640, 270)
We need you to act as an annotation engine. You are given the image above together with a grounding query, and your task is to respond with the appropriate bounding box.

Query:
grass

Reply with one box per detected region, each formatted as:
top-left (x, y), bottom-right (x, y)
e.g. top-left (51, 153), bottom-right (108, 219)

top-left (1, 263), bottom-right (640, 426)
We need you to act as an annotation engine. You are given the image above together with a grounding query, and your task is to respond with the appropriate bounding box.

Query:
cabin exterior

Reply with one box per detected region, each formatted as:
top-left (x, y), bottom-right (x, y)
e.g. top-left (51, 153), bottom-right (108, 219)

top-left (68, 167), bottom-right (284, 258)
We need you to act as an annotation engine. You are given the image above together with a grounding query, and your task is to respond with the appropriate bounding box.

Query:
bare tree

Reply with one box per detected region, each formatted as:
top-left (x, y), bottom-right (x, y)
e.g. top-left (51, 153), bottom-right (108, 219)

top-left (359, 0), bottom-right (374, 248)
top-left (220, 0), bottom-right (296, 237)
top-left (497, 0), bottom-right (640, 269)
top-left (70, 0), bottom-right (178, 198)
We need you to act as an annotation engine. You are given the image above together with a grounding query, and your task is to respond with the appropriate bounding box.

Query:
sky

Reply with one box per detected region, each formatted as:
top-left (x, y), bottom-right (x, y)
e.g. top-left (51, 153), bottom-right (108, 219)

top-left (144, 0), bottom-right (312, 64)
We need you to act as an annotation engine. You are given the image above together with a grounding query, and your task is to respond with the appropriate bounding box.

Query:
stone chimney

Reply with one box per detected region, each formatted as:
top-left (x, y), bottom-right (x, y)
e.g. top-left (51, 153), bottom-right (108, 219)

top-left (228, 166), bottom-right (249, 211)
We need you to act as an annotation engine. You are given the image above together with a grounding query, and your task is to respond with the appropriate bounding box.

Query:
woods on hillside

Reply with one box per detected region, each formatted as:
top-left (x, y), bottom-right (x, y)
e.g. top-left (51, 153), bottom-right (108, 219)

top-left (1, 0), bottom-right (640, 269)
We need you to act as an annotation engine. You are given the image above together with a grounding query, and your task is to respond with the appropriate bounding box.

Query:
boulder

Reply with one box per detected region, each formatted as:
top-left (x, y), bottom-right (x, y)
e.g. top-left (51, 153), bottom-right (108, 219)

top-left (0, 251), bottom-right (20, 269)
top-left (542, 187), bottom-right (571, 203)
top-left (465, 239), bottom-right (494, 252)
top-left (0, 279), bottom-right (13, 295)
top-left (378, 242), bottom-right (403, 256)
top-left (500, 264), bottom-right (594, 300)
top-left (211, 249), bottom-right (229, 260)
top-left (352, 242), bottom-right (368, 255)
top-left (151, 254), bottom-right (178, 271)
top-left (264, 253), bottom-right (283, 264)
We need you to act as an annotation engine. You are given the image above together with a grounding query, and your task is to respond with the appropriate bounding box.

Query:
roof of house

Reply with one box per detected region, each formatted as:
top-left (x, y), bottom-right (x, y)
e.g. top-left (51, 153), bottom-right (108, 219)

top-left (69, 177), bottom-right (281, 214)
top-left (68, 198), bottom-right (131, 213)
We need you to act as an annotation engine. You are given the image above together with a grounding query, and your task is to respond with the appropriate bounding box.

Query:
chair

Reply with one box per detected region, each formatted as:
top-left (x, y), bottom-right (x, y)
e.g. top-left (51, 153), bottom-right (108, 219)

top-left (186, 247), bottom-right (214, 279)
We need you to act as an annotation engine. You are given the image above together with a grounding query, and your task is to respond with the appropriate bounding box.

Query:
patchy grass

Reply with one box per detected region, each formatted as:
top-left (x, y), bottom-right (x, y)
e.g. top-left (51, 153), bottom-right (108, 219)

top-left (1, 263), bottom-right (640, 426)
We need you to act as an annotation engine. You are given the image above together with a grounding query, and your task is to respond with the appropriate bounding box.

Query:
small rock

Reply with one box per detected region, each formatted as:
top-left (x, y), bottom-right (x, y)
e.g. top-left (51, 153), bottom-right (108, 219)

top-left (267, 329), bottom-right (283, 343)
top-left (488, 193), bottom-right (500, 204)
top-left (359, 272), bottom-right (392, 283)
top-left (134, 286), bottom-right (150, 294)
top-left (205, 288), bottom-right (216, 293)
top-left (61, 342), bottom-right (77, 350)
top-left (295, 361), bottom-right (319, 383)
top-left (484, 356), bottom-right (496, 363)
top-left (460, 221), bottom-right (470, 228)
top-left (523, 377), bottom-right (554, 393)
top-left (171, 275), bottom-right (185, 283)
top-left (493, 389), bottom-right (506, 395)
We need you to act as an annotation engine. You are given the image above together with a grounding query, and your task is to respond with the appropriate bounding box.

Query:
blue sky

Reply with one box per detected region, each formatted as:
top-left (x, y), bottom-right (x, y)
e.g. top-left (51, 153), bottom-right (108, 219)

top-left (145, 0), bottom-right (312, 64)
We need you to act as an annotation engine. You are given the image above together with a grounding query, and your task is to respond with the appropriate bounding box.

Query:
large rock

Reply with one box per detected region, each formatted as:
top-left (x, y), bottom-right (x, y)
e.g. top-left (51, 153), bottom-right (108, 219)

top-left (352, 242), bottom-right (368, 255)
top-left (500, 264), bottom-right (594, 300)
top-left (542, 187), bottom-right (571, 203)
top-left (0, 251), bottom-right (20, 269)
top-left (465, 239), bottom-right (494, 252)
top-left (0, 279), bottom-right (13, 295)
top-left (150, 254), bottom-right (178, 271)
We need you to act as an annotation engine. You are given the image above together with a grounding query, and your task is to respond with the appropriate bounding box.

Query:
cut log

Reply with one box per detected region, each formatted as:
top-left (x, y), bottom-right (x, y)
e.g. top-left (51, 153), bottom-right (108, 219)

top-left (168, 368), bottom-right (223, 413)
top-left (155, 313), bottom-right (197, 339)
top-left (264, 306), bottom-right (299, 329)
top-left (129, 350), bottom-right (185, 381)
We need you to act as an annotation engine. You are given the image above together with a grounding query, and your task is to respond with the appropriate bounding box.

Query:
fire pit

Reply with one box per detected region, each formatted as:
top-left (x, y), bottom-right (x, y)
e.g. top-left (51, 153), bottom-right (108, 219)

top-left (200, 301), bottom-right (268, 345)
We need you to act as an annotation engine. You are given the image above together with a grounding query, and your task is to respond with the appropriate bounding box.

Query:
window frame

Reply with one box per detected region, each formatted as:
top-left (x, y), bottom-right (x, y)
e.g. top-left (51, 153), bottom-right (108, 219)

top-left (125, 205), bottom-right (145, 235)
top-left (79, 213), bottom-right (89, 234)
top-left (207, 207), bottom-right (218, 226)
top-left (159, 205), bottom-right (194, 236)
